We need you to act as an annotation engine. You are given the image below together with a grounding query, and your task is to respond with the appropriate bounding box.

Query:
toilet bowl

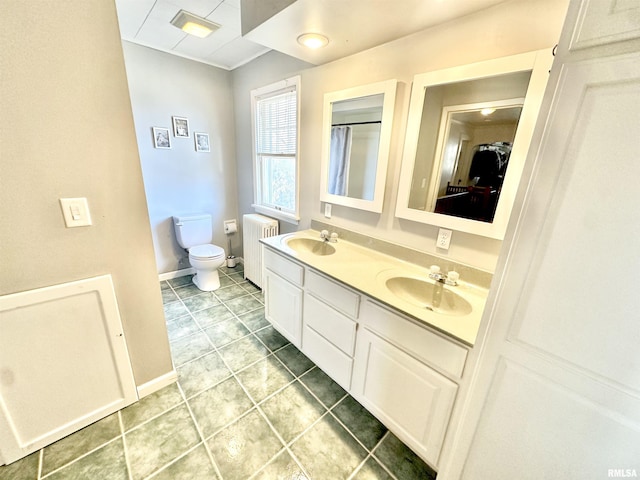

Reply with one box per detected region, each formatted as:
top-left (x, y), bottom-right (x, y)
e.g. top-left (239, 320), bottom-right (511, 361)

top-left (189, 244), bottom-right (225, 291)
top-left (173, 214), bottom-right (226, 292)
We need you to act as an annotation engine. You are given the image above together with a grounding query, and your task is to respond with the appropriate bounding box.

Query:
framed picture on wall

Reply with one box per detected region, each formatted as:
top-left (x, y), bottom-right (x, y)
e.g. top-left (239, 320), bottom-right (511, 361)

top-left (152, 127), bottom-right (171, 149)
top-left (194, 132), bottom-right (210, 152)
top-left (172, 116), bottom-right (190, 138)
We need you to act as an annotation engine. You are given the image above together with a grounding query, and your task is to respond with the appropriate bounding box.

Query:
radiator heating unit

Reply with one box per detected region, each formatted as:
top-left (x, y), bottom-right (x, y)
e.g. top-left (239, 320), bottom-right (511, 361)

top-left (243, 214), bottom-right (279, 288)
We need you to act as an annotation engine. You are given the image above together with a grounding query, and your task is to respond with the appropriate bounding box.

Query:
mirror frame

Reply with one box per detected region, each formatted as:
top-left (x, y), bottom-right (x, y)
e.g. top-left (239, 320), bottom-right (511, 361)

top-left (395, 49), bottom-right (553, 239)
top-left (320, 79), bottom-right (397, 213)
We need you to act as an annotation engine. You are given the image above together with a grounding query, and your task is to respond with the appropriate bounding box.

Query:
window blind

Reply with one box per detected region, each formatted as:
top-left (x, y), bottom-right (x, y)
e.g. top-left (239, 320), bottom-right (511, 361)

top-left (255, 87), bottom-right (297, 155)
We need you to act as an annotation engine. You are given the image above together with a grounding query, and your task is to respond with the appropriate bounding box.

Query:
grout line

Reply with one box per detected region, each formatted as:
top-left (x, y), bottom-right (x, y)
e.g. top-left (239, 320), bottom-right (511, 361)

top-left (39, 436), bottom-right (124, 479)
top-left (143, 443), bottom-right (206, 480)
top-left (174, 382), bottom-right (224, 480)
top-left (37, 448), bottom-right (44, 480)
top-left (344, 431), bottom-right (400, 480)
top-left (369, 431), bottom-right (403, 480)
top-left (118, 411), bottom-right (134, 480)
top-left (163, 278), bottom-right (411, 479)
top-left (178, 297), bottom-right (313, 480)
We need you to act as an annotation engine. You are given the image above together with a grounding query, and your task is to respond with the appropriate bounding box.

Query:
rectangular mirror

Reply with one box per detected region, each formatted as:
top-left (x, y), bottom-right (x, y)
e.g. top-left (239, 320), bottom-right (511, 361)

top-left (320, 80), bottom-right (397, 213)
top-left (396, 50), bottom-right (553, 239)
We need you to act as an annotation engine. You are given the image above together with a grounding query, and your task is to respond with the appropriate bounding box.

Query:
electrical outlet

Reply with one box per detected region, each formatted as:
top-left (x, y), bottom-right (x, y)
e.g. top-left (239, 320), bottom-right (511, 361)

top-left (437, 228), bottom-right (452, 249)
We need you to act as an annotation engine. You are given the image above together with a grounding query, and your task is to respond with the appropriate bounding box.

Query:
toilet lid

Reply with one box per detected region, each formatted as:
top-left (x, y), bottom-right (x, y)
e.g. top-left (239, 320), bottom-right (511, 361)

top-left (189, 244), bottom-right (224, 259)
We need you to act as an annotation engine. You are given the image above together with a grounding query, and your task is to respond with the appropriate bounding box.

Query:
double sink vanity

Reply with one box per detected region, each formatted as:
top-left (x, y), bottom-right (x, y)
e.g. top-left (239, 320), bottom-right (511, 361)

top-left (258, 47), bottom-right (555, 470)
top-left (260, 229), bottom-right (489, 468)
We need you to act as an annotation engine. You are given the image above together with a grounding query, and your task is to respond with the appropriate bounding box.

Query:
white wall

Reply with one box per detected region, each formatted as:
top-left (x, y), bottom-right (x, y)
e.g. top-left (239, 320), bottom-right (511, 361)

top-left (232, 0), bottom-right (569, 272)
top-left (122, 42), bottom-right (241, 273)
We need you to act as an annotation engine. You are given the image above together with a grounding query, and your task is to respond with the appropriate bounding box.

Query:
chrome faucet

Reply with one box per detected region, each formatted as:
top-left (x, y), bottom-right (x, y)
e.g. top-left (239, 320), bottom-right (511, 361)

top-left (320, 230), bottom-right (338, 243)
top-left (429, 265), bottom-right (459, 286)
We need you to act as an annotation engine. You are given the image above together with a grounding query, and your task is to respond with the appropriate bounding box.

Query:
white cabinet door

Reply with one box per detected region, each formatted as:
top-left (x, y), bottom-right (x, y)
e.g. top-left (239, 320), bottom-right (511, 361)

top-left (352, 327), bottom-right (458, 468)
top-left (264, 269), bottom-right (303, 348)
top-left (0, 275), bottom-right (137, 465)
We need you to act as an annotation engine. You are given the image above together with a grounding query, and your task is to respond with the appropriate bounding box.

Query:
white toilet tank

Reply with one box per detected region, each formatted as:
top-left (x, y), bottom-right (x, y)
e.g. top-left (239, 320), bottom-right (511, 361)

top-left (173, 214), bottom-right (212, 249)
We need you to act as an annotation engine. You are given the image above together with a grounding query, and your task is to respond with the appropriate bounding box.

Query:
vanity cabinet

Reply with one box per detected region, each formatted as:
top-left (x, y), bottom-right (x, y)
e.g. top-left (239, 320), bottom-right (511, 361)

top-left (263, 248), bottom-right (303, 348)
top-left (351, 299), bottom-right (464, 467)
top-left (262, 244), bottom-right (469, 469)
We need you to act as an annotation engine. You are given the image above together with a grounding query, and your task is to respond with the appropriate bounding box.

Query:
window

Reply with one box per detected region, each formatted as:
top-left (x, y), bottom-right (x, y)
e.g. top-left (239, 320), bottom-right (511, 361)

top-left (251, 76), bottom-right (300, 223)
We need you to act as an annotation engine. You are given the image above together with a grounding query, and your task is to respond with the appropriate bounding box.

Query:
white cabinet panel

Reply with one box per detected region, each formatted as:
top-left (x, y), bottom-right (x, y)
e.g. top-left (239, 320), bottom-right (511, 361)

top-left (264, 268), bottom-right (303, 348)
top-left (263, 248), bottom-right (304, 286)
top-left (362, 300), bottom-right (467, 380)
top-left (352, 327), bottom-right (458, 467)
top-left (463, 359), bottom-right (640, 479)
top-left (304, 294), bottom-right (357, 356)
top-left (0, 275), bottom-right (137, 465)
top-left (306, 270), bottom-right (360, 318)
top-left (571, 0), bottom-right (640, 49)
top-left (302, 326), bottom-right (353, 390)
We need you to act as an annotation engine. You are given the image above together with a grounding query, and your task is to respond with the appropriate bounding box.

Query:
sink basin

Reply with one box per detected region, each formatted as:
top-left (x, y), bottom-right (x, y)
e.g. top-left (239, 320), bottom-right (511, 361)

top-left (384, 276), bottom-right (472, 316)
top-left (285, 237), bottom-right (336, 256)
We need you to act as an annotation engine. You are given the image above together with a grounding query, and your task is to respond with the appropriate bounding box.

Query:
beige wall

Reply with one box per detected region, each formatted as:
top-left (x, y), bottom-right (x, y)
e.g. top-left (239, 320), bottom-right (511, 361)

top-left (233, 0), bottom-right (569, 272)
top-left (0, 1), bottom-right (173, 386)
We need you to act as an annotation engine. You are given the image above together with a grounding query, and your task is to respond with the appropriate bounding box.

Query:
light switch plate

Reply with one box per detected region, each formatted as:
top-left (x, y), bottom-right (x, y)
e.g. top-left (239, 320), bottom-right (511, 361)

top-left (324, 203), bottom-right (332, 218)
top-left (437, 228), bottom-right (452, 249)
top-left (60, 198), bottom-right (92, 227)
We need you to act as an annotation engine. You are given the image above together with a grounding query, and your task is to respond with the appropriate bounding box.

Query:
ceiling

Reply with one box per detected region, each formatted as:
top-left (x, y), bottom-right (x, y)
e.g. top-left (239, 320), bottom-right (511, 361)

top-left (115, 0), bottom-right (509, 71)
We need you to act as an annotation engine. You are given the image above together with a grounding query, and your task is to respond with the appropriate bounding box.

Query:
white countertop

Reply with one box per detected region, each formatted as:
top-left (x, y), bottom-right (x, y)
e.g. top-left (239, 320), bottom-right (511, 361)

top-left (261, 230), bottom-right (488, 346)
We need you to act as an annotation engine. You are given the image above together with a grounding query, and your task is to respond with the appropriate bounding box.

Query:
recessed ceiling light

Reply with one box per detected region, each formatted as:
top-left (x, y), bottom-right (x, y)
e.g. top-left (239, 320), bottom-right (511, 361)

top-left (170, 10), bottom-right (220, 38)
top-left (481, 108), bottom-right (497, 116)
top-left (297, 33), bottom-right (329, 49)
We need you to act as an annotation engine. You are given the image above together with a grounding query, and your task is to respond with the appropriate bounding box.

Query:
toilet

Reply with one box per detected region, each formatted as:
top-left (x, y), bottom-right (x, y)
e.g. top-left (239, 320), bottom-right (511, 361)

top-left (173, 214), bottom-right (225, 291)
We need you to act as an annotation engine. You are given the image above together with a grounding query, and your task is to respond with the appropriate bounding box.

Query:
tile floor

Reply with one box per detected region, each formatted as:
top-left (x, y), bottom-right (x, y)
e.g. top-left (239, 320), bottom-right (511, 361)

top-left (1, 265), bottom-right (436, 480)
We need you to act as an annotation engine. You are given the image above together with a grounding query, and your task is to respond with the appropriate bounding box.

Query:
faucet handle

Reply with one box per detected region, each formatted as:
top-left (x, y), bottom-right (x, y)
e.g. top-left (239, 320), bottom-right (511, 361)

top-left (447, 271), bottom-right (460, 285)
top-left (430, 265), bottom-right (441, 275)
top-left (320, 230), bottom-right (329, 239)
top-left (329, 232), bottom-right (338, 242)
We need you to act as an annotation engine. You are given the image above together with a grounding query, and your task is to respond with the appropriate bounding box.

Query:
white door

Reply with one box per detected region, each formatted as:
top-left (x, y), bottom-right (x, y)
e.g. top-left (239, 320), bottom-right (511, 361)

top-left (0, 275), bottom-right (137, 465)
top-left (440, 1), bottom-right (640, 478)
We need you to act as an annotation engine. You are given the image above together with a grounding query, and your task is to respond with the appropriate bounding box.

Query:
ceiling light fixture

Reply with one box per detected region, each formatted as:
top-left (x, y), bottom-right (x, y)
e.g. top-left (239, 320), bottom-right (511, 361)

top-left (481, 108), bottom-right (496, 116)
top-left (170, 10), bottom-right (220, 38)
top-left (297, 33), bottom-right (329, 49)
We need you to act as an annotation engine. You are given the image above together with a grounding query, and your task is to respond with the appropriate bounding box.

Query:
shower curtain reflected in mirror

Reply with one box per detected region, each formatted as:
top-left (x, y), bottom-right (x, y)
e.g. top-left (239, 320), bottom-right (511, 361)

top-left (328, 125), bottom-right (352, 196)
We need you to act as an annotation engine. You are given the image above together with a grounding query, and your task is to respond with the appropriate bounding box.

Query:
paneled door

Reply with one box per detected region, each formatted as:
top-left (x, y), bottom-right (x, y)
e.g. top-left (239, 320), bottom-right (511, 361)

top-left (0, 275), bottom-right (137, 465)
top-left (440, 1), bottom-right (640, 478)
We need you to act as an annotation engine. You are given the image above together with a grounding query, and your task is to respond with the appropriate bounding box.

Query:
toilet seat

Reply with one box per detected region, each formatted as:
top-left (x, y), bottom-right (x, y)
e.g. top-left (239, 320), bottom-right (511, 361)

top-left (189, 244), bottom-right (225, 260)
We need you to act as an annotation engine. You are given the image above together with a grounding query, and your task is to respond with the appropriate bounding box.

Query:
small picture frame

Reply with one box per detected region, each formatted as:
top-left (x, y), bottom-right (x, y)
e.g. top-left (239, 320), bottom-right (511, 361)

top-left (194, 132), bottom-right (210, 152)
top-left (172, 116), bottom-right (190, 138)
top-left (152, 127), bottom-right (171, 149)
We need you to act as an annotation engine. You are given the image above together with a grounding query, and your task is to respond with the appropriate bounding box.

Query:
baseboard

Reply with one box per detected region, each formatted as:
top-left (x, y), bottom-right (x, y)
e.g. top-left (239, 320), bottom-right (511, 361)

top-left (158, 268), bottom-right (195, 281)
top-left (136, 370), bottom-right (178, 399)
top-left (158, 260), bottom-right (244, 283)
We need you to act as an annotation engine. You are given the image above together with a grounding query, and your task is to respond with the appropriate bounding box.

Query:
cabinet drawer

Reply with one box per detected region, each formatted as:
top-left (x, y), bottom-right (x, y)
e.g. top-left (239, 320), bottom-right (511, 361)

top-left (304, 293), bottom-right (357, 356)
top-left (303, 325), bottom-right (353, 390)
top-left (306, 270), bottom-right (359, 318)
top-left (361, 300), bottom-right (468, 379)
top-left (264, 247), bottom-right (304, 286)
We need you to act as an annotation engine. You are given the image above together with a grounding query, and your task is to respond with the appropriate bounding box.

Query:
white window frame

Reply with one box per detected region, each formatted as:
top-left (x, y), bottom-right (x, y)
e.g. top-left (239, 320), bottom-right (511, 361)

top-left (250, 76), bottom-right (301, 224)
